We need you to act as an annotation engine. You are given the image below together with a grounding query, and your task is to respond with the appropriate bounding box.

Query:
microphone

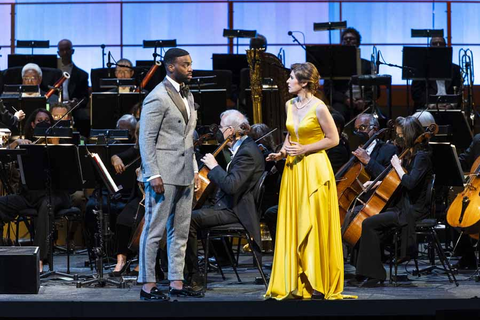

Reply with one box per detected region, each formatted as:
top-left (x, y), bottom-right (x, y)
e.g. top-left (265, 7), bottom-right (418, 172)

top-left (288, 31), bottom-right (293, 36)
top-left (376, 50), bottom-right (380, 74)
top-left (107, 51), bottom-right (112, 77)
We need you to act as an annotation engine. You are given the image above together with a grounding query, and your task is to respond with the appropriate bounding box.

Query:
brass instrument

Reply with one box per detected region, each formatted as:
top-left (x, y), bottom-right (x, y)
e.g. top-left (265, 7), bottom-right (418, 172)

top-left (136, 61), bottom-right (161, 92)
top-left (45, 72), bottom-right (70, 102)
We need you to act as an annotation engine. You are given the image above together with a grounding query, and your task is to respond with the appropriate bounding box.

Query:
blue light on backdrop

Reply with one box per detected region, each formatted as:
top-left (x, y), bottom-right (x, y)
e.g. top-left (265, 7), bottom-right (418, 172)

top-left (0, 1), bottom-right (479, 85)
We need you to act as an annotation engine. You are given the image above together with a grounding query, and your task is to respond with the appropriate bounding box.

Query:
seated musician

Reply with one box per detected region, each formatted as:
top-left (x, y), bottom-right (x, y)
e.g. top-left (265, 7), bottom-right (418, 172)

top-left (349, 116), bottom-right (433, 287)
top-left (323, 28), bottom-right (374, 121)
top-left (185, 109), bottom-right (265, 291)
top-left (448, 133), bottom-right (480, 270)
top-left (51, 103), bottom-right (72, 122)
top-left (327, 112), bottom-right (350, 173)
top-left (411, 37), bottom-right (463, 110)
top-left (0, 108), bottom-right (71, 271)
top-left (112, 59), bottom-right (135, 93)
top-left (351, 113), bottom-right (397, 179)
top-left (21, 63), bottom-right (58, 105)
top-left (116, 114), bottom-right (137, 143)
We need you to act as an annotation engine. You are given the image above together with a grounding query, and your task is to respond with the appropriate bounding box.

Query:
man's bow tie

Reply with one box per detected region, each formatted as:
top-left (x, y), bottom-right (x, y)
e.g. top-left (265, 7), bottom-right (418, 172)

top-left (180, 84), bottom-right (190, 98)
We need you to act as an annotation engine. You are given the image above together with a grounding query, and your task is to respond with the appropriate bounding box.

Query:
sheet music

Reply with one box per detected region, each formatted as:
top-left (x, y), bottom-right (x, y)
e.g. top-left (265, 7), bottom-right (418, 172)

top-left (91, 152), bottom-right (120, 193)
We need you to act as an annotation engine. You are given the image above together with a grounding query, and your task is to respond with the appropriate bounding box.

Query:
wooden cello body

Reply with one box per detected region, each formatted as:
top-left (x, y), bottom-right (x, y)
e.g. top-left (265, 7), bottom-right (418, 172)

top-left (342, 124), bottom-right (438, 247)
top-left (336, 128), bottom-right (389, 224)
top-left (447, 156), bottom-right (480, 240)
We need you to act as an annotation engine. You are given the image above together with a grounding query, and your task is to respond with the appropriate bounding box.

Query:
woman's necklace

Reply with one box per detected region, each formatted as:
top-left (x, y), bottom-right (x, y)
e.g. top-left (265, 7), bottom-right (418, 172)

top-left (295, 96), bottom-right (313, 109)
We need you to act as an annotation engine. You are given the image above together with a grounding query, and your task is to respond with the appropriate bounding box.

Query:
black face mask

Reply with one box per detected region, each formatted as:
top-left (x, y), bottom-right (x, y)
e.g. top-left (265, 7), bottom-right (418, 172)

top-left (36, 121), bottom-right (50, 128)
top-left (395, 136), bottom-right (405, 148)
top-left (215, 130), bottom-right (225, 144)
top-left (353, 130), bottom-right (369, 145)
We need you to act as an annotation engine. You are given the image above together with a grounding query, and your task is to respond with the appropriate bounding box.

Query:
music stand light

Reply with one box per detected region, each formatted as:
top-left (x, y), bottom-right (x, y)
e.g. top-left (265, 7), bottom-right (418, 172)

top-left (16, 40), bottom-right (50, 55)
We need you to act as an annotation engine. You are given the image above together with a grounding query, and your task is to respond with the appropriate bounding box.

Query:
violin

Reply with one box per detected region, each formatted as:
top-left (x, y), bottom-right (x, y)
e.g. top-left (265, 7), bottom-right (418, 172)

top-left (336, 126), bottom-right (391, 225)
top-left (447, 156), bottom-right (480, 240)
top-left (342, 123), bottom-right (438, 247)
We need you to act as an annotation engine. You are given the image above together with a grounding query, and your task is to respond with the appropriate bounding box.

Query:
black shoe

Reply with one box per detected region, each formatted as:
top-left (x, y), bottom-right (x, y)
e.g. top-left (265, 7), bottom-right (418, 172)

top-left (348, 276), bottom-right (384, 288)
top-left (169, 286), bottom-right (204, 298)
top-left (311, 292), bottom-right (325, 300)
top-left (140, 287), bottom-right (170, 301)
top-left (109, 261), bottom-right (130, 278)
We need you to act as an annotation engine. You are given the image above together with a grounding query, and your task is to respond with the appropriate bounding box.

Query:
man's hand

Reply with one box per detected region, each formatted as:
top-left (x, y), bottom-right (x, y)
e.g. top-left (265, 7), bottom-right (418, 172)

top-left (352, 147), bottom-right (370, 165)
top-left (201, 153), bottom-right (218, 170)
top-left (111, 155), bottom-right (125, 174)
top-left (14, 110), bottom-right (25, 121)
top-left (194, 172), bottom-right (200, 191)
top-left (150, 177), bottom-right (165, 194)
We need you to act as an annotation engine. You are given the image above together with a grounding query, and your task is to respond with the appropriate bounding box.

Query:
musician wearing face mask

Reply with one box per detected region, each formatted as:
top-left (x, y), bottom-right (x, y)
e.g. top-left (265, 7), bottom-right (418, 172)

top-left (351, 113), bottom-right (398, 179)
top-left (184, 109), bottom-right (265, 292)
top-left (349, 116), bottom-right (433, 287)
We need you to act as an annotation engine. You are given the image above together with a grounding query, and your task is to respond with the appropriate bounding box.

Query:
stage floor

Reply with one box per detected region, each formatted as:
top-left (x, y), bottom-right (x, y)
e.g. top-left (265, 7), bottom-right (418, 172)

top-left (1, 250), bottom-right (479, 319)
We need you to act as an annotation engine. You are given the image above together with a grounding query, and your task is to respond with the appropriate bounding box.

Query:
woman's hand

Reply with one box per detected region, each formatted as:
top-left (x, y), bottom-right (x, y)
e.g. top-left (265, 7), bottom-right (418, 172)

top-left (391, 154), bottom-right (402, 170)
top-left (285, 141), bottom-right (308, 157)
top-left (111, 155), bottom-right (125, 174)
top-left (363, 180), bottom-right (382, 189)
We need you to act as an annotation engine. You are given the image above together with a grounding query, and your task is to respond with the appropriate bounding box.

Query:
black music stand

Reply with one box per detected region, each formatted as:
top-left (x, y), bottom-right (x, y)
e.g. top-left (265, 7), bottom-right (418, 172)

top-left (429, 110), bottom-right (473, 151)
top-left (223, 29), bottom-right (257, 54)
top-left (213, 54), bottom-right (249, 89)
top-left (77, 145), bottom-right (129, 288)
top-left (429, 142), bottom-right (464, 188)
top-left (18, 144), bottom-right (83, 281)
top-left (306, 45), bottom-right (359, 105)
top-left (90, 92), bottom-right (145, 129)
top-left (403, 47), bottom-right (453, 109)
top-left (8, 55), bottom-right (57, 69)
top-left (1, 92), bottom-right (46, 135)
top-left (143, 39), bottom-right (177, 63)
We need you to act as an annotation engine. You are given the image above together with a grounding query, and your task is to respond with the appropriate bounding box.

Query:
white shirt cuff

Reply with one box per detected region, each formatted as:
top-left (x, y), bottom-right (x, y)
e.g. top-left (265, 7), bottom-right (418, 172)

top-left (147, 174), bottom-right (161, 181)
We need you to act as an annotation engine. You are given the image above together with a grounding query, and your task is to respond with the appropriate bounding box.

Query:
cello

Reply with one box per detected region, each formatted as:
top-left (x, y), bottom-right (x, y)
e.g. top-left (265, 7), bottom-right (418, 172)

top-left (342, 124), bottom-right (438, 247)
top-left (447, 156), bottom-right (480, 240)
top-left (336, 126), bottom-right (391, 224)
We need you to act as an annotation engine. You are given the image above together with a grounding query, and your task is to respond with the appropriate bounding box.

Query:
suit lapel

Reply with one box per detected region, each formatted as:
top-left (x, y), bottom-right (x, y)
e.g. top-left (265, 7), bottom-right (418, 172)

top-left (164, 79), bottom-right (188, 124)
top-left (184, 93), bottom-right (195, 134)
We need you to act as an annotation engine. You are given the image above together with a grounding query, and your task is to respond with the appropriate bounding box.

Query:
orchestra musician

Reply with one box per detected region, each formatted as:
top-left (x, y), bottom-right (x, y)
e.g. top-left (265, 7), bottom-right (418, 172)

top-left (0, 108), bottom-right (71, 271)
top-left (112, 59), bottom-right (135, 93)
top-left (411, 37), bottom-right (463, 110)
top-left (351, 113), bottom-right (398, 179)
top-left (138, 48), bottom-right (201, 300)
top-left (349, 116), bottom-right (433, 287)
top-left (323, 27), bottom-right (374, 121)
top-left (57, 39), bottom-right (89, 136)
top-left (185, 110), bottom-right (265, 292)
top-left (327, 111), bottom-right (350, 173)
top-left (21, 63), bottom-right (59, 106)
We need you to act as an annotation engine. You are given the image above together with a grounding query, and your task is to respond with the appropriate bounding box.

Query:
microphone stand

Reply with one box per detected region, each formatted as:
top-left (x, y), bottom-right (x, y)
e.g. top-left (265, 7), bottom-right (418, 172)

top-left (101, 45), bottom-right (106, 69)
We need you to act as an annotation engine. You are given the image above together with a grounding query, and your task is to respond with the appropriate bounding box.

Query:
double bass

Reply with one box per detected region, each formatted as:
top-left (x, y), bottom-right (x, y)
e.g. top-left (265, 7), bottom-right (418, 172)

top-left (447, 156), bottom-right (480, 240)
top-left (342, 124), bottom-right (438, 247)
top-left (336, 127), bottom-right (390, 224)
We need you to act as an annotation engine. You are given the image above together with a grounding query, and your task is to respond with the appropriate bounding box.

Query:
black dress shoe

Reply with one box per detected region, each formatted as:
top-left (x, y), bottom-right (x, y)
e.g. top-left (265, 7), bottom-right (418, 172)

top-left (348, 276), bottom-right (384, 288)
top-left (140, 287), bottom-right (170, 301)
top-left (169, 286), bottom-right (204, 298)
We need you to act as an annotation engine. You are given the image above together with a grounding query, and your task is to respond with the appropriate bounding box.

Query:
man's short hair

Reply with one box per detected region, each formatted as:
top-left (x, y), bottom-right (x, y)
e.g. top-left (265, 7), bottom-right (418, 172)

top-left (341, 27), bottom-right (362, 45)
top-left (22, 63), bottom-right (42, 78)
top-left (220, 109), bottom-right (249, 134)
top-left (164, 48), bottom-right (190, 66)
top-left (51, 103), bottom-right (70, 112)
top-left (116, 114), bottom-right (137, 129)
top-left (116, 58), bottom-right (133, 68)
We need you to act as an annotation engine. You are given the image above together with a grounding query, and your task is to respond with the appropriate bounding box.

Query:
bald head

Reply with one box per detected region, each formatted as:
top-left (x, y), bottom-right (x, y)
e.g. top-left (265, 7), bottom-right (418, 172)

top-left (58, 39), bottom-right (74, 64)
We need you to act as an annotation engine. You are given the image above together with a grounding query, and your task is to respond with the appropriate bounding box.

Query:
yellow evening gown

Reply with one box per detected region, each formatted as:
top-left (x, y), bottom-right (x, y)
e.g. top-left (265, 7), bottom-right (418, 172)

top-left (265, 99), bottom-right (346, 300)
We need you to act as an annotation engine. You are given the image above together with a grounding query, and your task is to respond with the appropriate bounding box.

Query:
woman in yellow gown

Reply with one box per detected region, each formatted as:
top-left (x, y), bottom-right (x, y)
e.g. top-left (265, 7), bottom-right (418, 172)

top-left (265, 62), bottom-right (346, 300)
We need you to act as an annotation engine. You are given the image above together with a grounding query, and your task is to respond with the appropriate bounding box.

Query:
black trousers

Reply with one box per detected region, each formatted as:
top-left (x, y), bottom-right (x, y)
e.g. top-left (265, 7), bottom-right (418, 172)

top-left (356, 210), bottom-right (401, 281)
top-left (0, 190), bottom-right (71, 261)
top-left (185, 207), bottom-right (239, 278)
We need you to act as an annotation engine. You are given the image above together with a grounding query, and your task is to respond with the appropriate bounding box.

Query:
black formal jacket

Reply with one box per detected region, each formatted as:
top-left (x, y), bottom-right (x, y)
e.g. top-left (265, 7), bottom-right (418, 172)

top-left (68, 64), bottom-right (89, 103)
top-left (323, 58), bottom-right (373, 105)
top-left (208, 137), bottom-right (265, 249)
top-left (458, 133), bottom-right (480, 172)
top-left (411, 63), bottom-right (462, 109)
top-left (391, 149), bottom-right (433, 256)
top-left (327, 136), bottom-right (350, 174)
top-left (365, 140), bottom-right (398, 179)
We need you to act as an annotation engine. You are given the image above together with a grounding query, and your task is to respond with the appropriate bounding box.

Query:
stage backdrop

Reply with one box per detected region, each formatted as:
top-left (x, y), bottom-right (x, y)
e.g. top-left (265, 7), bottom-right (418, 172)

top-left (0, 0), bottom-right (478, 84)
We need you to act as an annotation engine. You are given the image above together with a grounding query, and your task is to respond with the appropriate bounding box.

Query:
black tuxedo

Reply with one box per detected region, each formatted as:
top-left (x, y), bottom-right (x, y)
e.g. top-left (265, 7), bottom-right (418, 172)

top-left (67, 64), bottom-right (89, 104)
top-left (411, 63), bottom-right (462, 109)
top-left (365, 140), bottom-right (398, 179)
top-left (185, 136), bottom-right (265, 278)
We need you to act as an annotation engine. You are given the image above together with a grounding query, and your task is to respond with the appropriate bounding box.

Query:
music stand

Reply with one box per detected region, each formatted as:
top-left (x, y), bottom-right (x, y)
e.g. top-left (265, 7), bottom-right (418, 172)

top-left (8, 55), bottom-right (57, 69)
top-left (18, 144), bottom-right (83, 280)
top-left (90, 92), bottom-right (145, 129)
top-left (213, 54), bottom-right (249, 89)
top-left (429, 110), bottom-right (473, 151)
top-left (403, 47), bottom-right (453, 108)
top-left (1, 94), bottom-right (46, 135)
top-left (429, 142), bottom-right (464, 188)
top-left (223, 29), bottom-right (257, 54)
top-left (143, 39), bottom-right (177, 63)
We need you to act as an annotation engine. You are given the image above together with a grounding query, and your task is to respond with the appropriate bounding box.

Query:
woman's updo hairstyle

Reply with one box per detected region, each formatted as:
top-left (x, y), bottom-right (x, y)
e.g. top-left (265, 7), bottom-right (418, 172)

top-left (290, 62), bottom-right (321, 93)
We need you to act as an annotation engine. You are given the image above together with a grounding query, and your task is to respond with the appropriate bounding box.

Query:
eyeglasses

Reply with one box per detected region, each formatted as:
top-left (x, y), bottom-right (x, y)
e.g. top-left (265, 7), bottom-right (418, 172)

top-left (353, 124), bottom-right (371, 133)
